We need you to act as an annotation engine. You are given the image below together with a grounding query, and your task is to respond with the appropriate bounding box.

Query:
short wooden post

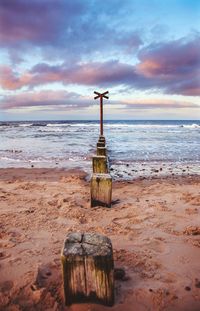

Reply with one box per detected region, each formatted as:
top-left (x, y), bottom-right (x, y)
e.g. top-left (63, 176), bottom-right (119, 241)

top-left (97, 146), bottom-right (107, 156)
top-left (91, 173), bottom-right (112, 207)
top-left (61, 232), bottom-right (114, 306)
top-left (93, 156), bottom-right (108, 173)
top-left (97, 141), bottom-right (105, 148)
top-left (99, 135), bottom-right (106, 143)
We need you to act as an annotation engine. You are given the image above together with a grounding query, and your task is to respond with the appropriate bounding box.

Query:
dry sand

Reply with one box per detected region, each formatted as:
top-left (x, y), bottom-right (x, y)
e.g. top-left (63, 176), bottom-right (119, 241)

top-left (0, 168), bottom-right (200, 311)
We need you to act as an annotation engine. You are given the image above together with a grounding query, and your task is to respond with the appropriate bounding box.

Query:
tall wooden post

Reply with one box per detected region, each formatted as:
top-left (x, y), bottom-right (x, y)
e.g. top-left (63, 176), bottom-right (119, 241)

top-left (94, 91), bottom-right (109, 136)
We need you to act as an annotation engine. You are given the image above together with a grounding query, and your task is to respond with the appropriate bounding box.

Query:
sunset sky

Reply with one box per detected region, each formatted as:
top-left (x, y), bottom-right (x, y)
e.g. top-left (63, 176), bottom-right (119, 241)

top-left (0, 0), bottom-right (200, 120)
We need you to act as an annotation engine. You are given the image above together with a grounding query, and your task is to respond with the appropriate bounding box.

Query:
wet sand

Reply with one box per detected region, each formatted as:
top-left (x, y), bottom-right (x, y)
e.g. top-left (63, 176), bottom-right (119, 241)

top-left (0, 168), bottom-right (200, 311)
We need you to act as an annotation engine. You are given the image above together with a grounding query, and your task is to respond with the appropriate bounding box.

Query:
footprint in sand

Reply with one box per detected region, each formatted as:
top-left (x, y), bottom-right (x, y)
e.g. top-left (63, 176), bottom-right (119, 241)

top-left (0, 251), bottom-right (11, 260)
top-left (182, 193), bottom-right (200, 206)
top-left (183, 226), bottom-right (200, 236)
top-left (0, 230), bottom-right (26, 250)
top-left (191, 239), bottom-right (200, 248)
top-left (162, 272), bottom-right (179, 284)
top-left (33, 262), bottom-right (61, 290)
top-left (144, 239), bottom-right (169, 254)
top-left (112, 214), bottom-right (140, 226)
top-left (185, 208), bottom-right (198, 215)
top-left (112, 217), bottom-right (130, 226)
top-left (0, 280), bottom-right (14, 293)
top-left (0, 239), bottom-right (16, 249)
top-left (9, 257), bottom-right (22, 265)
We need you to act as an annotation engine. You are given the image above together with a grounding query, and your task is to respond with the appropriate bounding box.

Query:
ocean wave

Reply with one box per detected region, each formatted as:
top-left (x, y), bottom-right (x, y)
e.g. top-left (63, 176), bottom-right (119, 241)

top-left (105, 124), bottom-right (179, 128)
top-left (69, 123), bottom-right (99, 127)
top-left (31, 123), bottom-right (47, 127)
top-left (0, 122), bottom-right (46, 127)
top-left (2, 149), bottom-right (23, 153)
top-left (38, 127), bottom-right (98, 133)
top-left (47, 123), bottom-right (98, 127)
top-left (19, 123), bottom-right (33, 127)
top-left (28, 158), bottom-right (52, 163)
top-left (33, 132), bottom-right (64, 138)
top-left (68, 156), bottom-right (87, 161)
top-left (39, 127), bottom-right (65, 132)
top-left (0, 122), bottom-right (10, 127)
top-left (46, 123), bottom-right (71, 127)
top-left (181, 123), bottom-right (200, 129)
top-left (0, 157), bottom-right (22, 162)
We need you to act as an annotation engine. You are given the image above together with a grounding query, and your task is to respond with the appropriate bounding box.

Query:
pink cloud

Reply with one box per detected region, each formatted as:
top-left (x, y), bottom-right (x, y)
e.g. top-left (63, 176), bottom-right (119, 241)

top-left (0, 36), bottom-right (199, 96)
top-left (0, 66), bottom-right (33, 90)
top-left (136, 36), bottom-right (200, 95)
top-left (1, 90), bottom-right (198, 112)
top-left (122, 98), bottom-right (199, 109)
top-left (1, 90), bottom-right (89, 110)
top-left (0, 61), bottom-right (137, 90)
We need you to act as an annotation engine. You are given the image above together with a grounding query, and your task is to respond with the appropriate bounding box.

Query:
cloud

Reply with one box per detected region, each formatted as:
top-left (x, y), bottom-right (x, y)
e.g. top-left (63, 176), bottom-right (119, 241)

top-left (0, 0), bottom-right (142, 63)
top-left (137, 36), bottom-right (200, 77)
top-left (0, 35), bottom-right (199, 96)
top-left (115, 32), bottom-right (143, 54)
top-left (1, 90), bottom-right (198, 113)
top-left (0, 66), bottom-right (33, 90)
top-left (0, 90), bottom-right (90, 111)
top-left (122, 98), bottom-right (199, 109)
top-left (0, 0), bottom-right (84, 46)
top-left (136, 35), bottom-right (200, 95)
top-left (0, 61), bottom-right (138, 89)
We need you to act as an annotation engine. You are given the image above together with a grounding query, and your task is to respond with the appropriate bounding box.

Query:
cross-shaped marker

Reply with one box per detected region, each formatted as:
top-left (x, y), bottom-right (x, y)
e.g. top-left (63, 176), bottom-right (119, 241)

top-left (94, 91), bottom-right (109, 136)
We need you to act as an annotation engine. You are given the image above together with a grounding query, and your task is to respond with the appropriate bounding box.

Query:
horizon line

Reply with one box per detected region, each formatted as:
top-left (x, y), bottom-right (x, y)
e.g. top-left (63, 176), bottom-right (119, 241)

top-left (0, 119), bottom-right (200, 122)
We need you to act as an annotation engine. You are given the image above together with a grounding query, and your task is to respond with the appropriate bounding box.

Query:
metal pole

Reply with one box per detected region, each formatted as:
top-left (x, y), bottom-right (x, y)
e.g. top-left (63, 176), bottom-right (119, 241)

top-left (94, 91), bottom-right (108, 136)
top-left (100, 96), bottom-right (103, 136)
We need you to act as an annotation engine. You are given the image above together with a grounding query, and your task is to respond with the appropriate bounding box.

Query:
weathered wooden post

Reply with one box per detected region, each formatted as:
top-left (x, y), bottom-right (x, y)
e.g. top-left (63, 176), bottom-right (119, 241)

top-left (99, 135), bottom-right (106, 143)
top-left (61, 232), bottom-right (114, 306)
top-left (97, 146), bottom-right (107, 156)
top-left (93, 155), bottom-right (108, 173)
top-left (97, 141), bottom-right (105, 148)
top-left (91, 173), bottom-right (112, 207)
top-left (90, 90), bottom-right (112, 208)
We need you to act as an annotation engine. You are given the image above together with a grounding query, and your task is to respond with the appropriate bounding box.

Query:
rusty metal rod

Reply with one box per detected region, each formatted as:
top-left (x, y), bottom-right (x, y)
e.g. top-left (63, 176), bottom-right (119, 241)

top-left (100, 95), bottom-right (103, 136)
top-left (94, 91), bottom-right (109, 136)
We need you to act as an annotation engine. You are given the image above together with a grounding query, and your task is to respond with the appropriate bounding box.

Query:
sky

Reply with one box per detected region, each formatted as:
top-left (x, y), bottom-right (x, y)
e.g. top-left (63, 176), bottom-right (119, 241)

top-left (0, 0), bottom-right (200, 121)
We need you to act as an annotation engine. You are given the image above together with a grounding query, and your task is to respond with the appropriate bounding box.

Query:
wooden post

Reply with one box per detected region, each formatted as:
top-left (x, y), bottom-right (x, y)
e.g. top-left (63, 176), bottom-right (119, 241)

top-left (91, 173), bottom-right (112, 207)
top-left (93, 156), bottom-right (108, 173)
top-left (97, 146), bottom-right (107, 156)
top-left (61, 232), bottom-right (114, 306)
top-left (99, 135), bottom-right (106, 143)
top-left (97, 141), bottom-right (105, 148)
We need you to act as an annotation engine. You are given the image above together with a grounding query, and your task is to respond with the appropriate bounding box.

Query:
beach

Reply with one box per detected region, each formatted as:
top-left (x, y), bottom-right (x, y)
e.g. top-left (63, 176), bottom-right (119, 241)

top-left (0, 168), bottom-right (200, 311)
top-left (1, 0), bottom-right (200, 309)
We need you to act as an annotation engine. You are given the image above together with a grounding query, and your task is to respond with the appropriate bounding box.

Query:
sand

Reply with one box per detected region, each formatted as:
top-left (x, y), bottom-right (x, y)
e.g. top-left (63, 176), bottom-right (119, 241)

top-left (0, 168), bottom-right (200, 311)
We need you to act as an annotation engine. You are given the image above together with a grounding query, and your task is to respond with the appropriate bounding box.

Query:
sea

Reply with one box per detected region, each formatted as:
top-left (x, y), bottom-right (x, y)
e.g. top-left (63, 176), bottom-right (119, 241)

top-left (0, 120), bottom-right (199, 179)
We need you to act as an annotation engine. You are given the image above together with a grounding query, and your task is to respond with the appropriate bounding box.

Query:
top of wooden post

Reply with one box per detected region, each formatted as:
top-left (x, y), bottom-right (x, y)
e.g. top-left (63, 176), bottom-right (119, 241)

top-left (94, 91), bottom-right (109, 136)
top-left (62, 232), bottom-right (113, 257)
top-left (94, 91), bottom-right (109, 100)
